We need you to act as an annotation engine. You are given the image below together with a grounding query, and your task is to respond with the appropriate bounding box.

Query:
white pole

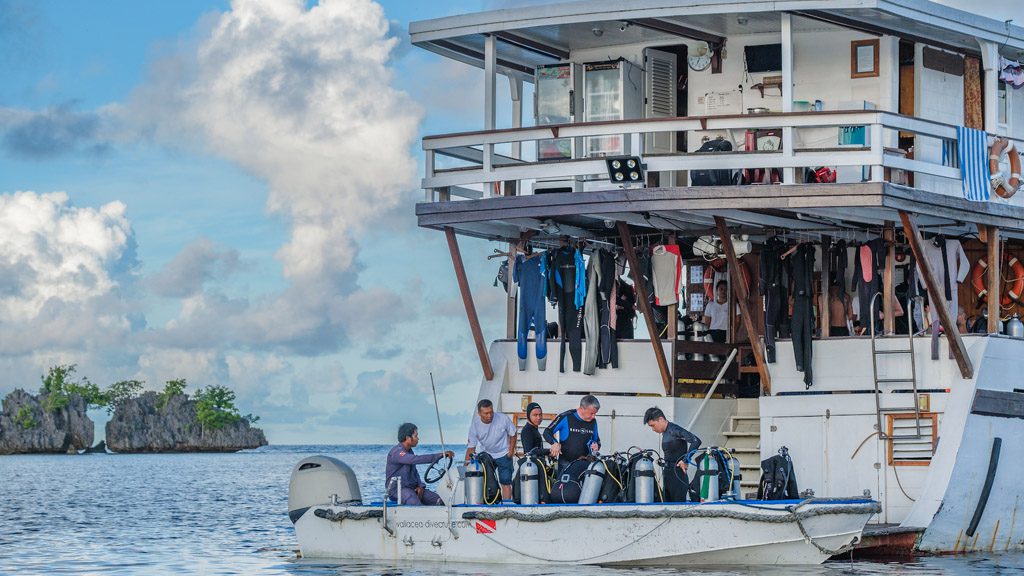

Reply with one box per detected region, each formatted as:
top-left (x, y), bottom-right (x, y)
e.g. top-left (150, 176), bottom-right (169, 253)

top-left (686, 348), bottom-right (738, 430)
top-left (781, 13), bottom-right (795, 185)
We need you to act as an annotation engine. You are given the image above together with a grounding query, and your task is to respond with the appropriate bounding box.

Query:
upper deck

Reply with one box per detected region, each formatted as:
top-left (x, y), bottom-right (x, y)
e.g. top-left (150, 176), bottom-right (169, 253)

top-left (411, 0), bottom-right (1024, 240)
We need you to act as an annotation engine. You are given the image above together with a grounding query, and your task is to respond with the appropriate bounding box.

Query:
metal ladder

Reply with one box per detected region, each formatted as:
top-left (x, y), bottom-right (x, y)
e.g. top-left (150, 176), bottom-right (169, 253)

top-left (869, 293), bottom-right (923, 440)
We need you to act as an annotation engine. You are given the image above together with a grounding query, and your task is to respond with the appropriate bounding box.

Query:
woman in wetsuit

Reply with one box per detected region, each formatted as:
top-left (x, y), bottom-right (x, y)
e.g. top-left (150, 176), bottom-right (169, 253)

top-left (520, 402), bottom-right (546, 455)
top-left (644, 407), bottom-right (701, 502)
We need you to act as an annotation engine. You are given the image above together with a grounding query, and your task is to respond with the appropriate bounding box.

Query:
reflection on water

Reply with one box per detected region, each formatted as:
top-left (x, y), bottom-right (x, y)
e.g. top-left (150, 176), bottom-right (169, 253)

top-left (0, 445), bottom-right (1021, 575)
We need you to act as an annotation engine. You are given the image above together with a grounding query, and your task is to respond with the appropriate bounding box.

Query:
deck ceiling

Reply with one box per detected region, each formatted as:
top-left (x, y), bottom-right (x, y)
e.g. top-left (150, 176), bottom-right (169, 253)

top-left (410, 0), bottom-right (1024, 82)
top-left (416, 183), bottom-right (1024, 247)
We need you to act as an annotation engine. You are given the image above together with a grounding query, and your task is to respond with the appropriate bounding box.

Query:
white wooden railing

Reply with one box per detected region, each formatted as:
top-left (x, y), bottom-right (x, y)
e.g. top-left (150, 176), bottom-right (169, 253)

top-left (420, 111), bottom-right (1019, 201)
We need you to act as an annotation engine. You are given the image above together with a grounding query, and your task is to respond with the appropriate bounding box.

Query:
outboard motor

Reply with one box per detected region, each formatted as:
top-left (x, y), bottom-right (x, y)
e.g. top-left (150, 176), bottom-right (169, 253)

top-left (464, 459), bottom-right (484, 505)
top-left (697, 448), bottom-right (720, 502)
top-left (633, 454), bottom-right (656, 503)
top-left (578, 460), bottom-right (606, 504)
top-left (288, 456), bottom-right (362, 524)
top-left (519, 458), bottom-right (540, 505)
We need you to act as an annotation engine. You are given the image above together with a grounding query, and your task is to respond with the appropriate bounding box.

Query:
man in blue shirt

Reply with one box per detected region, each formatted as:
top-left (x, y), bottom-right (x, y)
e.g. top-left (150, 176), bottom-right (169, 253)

top-left (385, 423), bottom-right (454, 505)
top-left (543, 395), bottom-right (601, 471)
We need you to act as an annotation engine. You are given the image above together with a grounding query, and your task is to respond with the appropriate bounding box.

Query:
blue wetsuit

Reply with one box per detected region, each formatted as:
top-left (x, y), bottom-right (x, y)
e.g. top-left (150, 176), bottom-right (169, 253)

top-left (543, 409), bottom-right (600, 470)
top-left (515, 253), bottom-right (548, 371)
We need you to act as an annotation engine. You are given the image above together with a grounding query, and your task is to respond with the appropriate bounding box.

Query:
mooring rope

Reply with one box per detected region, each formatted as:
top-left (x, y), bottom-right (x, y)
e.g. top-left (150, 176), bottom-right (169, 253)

top-left (313, 508), bottom-right (383, 521)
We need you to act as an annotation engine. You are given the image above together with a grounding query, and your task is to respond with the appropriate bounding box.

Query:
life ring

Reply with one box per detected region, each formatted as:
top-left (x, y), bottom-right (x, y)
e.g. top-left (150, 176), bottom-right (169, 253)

top-left (970, 253), bottom-right (1024, 306)
top-left (703, 258), bottom-right (751, 301)
top-left (989, 138), bottom-right (1021, 199)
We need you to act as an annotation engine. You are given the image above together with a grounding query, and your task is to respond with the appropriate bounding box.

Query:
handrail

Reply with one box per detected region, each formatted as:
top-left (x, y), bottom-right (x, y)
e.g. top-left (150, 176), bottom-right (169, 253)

top-left (686, 348), bottom-right (738, 430)
top-left (870, 293), bottom-right (922, 441)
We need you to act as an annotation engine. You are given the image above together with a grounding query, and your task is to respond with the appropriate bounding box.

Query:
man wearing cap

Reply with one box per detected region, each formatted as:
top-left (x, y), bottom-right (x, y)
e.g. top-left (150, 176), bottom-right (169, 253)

top-left (385, 422), bottom-right (454, 505)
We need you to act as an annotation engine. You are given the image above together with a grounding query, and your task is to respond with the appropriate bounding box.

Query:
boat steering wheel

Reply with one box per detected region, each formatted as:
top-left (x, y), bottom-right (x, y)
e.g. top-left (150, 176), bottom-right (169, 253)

top-left (424, 454), bottom-right (453, 484)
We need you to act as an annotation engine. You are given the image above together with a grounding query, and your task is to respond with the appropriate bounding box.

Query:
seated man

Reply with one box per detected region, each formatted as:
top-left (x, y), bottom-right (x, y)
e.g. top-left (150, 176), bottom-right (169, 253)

top-left (385, 422), bottom-right (453, 506)
top-left (464, 399), bottom-right (517, 501)
top-left (543, 394), bottom-right (601, 471)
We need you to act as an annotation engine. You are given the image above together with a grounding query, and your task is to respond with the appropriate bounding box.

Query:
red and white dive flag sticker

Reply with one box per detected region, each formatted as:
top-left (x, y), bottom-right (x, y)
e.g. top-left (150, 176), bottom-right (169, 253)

top-left (474, 519), bottom-right (496, 534)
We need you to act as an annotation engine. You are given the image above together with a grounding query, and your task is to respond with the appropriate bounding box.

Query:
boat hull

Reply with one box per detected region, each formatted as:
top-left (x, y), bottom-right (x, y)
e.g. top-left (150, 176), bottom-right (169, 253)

top-left (294, 499), bottom-right (878, 566)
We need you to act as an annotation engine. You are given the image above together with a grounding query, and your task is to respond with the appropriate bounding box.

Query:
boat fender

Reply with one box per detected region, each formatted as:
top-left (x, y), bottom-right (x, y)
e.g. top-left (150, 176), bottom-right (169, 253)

top-left (989, 138), bottom-right (1021, 199)
top-left (288, 455), bottom-right (362, 524)
top-left (578, 460), bottom-right (606, 505)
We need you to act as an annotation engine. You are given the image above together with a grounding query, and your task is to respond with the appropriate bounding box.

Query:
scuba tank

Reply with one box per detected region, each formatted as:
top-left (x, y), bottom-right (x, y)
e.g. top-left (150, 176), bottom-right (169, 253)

top-left (578, 460), bottom-right (606, 505)
top-left (726, 451), bottom-right (742, 500)
top-left (464, 459), bottom-right (484, 505)
top-left (1007, 313), bottom-right (1024, 338)
top-left (633, 454), bottom-right (657, 503)
top-left (690, 321), bottom-right (707, 361)
top-left (518, 458), bottom-right (540, 505)
top-left (697, 448), bottom-right (720, 502)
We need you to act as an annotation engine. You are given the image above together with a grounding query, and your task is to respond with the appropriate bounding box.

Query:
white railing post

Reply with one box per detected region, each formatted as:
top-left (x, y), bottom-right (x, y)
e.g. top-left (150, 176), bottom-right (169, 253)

top-left (425, 150), bottom-right (436, 202)
top-left (870, 122), bottom-right (884, 182)
top-left (484, 34), bottom-right (497, 197)
top-left (781, 13), bottom-right (796, 184)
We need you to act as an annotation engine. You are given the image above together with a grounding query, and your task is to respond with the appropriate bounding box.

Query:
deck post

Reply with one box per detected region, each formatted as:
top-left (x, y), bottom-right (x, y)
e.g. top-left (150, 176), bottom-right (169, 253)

top-left (883, 221), bottom-right (896, 334)
top-left (445, 227), bottom-right (495, 381)
top-left (617, 221), bottom-right (672, 395)
top-left (820, 235), bottom-right (831, 339)
top-left (899, 211), bottom-right (974, 378)
top-left (714, 216), bottom-right (771, 394)
top-left (483, 34), bottom-right (496, 195)
top-left (987, 225), bottom-right (1001, 334)
top-left (780, 12), bottom-right (795, 185)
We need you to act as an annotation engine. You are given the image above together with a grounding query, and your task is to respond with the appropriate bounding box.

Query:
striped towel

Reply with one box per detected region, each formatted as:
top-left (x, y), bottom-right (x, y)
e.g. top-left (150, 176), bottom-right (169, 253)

top-left (957, 126), bottom-right (991, 202)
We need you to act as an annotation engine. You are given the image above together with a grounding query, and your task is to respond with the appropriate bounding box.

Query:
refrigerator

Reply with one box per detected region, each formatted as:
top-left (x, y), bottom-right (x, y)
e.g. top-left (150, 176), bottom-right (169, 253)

top-left (583, 59), bottom-right (642, 157)
top-left (534, 63), bottom-right (581, 161)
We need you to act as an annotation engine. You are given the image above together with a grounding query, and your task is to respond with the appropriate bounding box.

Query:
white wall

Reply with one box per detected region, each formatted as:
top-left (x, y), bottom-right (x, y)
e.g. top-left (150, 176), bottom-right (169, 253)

top-left (915, 43), bottom-right (965, 197)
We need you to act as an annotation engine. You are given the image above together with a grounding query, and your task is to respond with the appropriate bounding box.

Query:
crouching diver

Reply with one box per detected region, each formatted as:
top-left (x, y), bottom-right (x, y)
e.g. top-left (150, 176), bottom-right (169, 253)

top-left (544, 395), bottom-right (601, 471)
top-left (644, 407), bottom-right (701, 502)
top-left (385, 422), bottom-right (454, 505)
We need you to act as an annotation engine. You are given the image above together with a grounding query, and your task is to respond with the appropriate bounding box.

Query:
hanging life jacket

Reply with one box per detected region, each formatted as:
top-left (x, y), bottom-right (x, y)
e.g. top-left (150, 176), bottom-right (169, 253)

top-left (757, 452), bottom-right (800, 500)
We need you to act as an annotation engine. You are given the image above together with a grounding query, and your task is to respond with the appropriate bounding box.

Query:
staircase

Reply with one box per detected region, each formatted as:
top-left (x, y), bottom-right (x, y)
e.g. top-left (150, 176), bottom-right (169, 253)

top-left (723, 398), bottom-right (761, 496)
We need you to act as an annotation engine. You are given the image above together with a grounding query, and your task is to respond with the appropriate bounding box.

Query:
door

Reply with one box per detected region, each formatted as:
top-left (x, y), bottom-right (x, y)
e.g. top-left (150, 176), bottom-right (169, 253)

top-left (644, 48), bottom-right (677, 155)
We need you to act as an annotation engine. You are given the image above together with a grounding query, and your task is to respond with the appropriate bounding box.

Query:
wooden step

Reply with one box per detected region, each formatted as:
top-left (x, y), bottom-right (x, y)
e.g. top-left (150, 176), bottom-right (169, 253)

top-left (724, 431), bottom-right (760, 437)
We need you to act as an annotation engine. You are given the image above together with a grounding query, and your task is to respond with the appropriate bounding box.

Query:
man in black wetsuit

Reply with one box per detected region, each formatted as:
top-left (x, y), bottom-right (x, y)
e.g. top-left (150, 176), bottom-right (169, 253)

top-left (519, 402), bottom-right (546, 455)
top-left (543, 395), bottom-right (601, 471)
top-left (644, 407), bottom-right (701, 502)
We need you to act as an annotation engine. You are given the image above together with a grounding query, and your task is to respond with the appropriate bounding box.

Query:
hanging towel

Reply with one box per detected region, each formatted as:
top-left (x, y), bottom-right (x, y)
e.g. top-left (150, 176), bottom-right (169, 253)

top-left (957, 126), bottom-right (991, 202)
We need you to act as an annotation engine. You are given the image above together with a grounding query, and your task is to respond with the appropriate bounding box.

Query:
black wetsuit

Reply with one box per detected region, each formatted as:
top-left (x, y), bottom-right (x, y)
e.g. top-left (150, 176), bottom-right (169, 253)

top-left (661, 422), bottom-right (701, 502)
top-left (521, 422), bottom-right (544, 454)
top-left (543, 409), bottom-right (600, 471)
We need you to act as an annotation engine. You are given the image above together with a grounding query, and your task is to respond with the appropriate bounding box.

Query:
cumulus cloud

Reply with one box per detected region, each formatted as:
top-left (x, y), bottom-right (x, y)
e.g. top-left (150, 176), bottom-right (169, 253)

top-left (0, 103), bottom-right (110, 159)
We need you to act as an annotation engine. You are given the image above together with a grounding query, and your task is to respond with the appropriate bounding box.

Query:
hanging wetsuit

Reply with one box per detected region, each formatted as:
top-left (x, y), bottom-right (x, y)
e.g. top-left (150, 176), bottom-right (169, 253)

top-left (661, 422), bottom-right (702, 502)
top-left (514, 253), bottom-right (548, 371)
top-left (543, 409), bottom-right (601, 472)
top-left (759, 237), bottom-right (790, 363)
top-left (917, 234), bottom-right (969, 359)
top-left (829, 239), bottom-right (848, 287)
top-left (851, 238), bottom-right (885, 334)
top-left (638, 251), bottom-right (668, 336)
top-left (549, 246), bottom-right (585, 372)
top-left (615, 278), bottom-right (637, 339)
top-left (597, 248), bottom-right (618, 369)
top-left (791, 244), bottom-right (815, 388)
top-left (583, 250), bottom-right (602, 375)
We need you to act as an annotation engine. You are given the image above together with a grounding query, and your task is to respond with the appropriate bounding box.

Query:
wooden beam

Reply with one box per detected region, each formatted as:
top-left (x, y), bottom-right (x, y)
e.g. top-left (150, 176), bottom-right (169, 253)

top-left (617, 221), bottom-right (672, 395)
top-left (820, 235), bottom-right (832, 339)
top-left (883, 221), bottom-right (896, 334)
top-left (445, 227), bottom-right (495, 381)
top-left (988, 225), bottom-right (1001, 334)
top-left (898, 211), bottom-right (974, 378)
top-left (714, 216), bottom-right (771, 394)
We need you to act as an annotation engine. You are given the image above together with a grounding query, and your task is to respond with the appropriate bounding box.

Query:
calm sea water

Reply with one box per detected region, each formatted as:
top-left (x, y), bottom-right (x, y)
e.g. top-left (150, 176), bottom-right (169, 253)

top-left (1, 444), bottom-right (1022, 575)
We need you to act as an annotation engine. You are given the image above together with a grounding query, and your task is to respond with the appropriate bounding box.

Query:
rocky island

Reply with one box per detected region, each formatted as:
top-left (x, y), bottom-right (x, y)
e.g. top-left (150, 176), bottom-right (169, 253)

top-left (0, 366), bottom-right (265, 454)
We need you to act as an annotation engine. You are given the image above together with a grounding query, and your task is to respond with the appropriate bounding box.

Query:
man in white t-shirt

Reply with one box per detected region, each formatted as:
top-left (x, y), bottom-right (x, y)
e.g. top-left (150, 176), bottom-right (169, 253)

top-left (703, 280), bottom-right (738, 343)
top-left (464, 398), bottom-right (517, 500)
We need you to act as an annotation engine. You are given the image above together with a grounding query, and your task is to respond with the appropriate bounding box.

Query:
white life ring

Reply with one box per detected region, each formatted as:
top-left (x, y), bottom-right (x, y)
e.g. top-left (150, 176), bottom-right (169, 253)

top-left (989, 138), bottom-right (1021, 199)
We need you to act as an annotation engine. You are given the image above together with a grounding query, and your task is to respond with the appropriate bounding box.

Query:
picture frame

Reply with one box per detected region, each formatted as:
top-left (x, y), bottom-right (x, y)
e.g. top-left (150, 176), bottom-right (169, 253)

top-left (851, 39), bottom-right (879, 78)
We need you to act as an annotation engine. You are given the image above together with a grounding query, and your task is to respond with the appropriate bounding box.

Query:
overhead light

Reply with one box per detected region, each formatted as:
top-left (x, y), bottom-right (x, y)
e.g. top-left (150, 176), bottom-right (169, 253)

top-left (605, 156), bottom-right (646, 186)
top-left (541, 219), bottom-right (561, 234)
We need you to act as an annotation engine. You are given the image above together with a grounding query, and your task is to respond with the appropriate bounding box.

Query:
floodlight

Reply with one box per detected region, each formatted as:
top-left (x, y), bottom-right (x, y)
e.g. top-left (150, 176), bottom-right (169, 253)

top-left (605, 156), bottom-right (645, 185)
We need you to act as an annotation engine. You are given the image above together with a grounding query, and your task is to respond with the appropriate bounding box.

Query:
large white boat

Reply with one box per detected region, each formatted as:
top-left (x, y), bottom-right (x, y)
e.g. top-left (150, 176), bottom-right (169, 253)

top-left (291, 0), bottom-right (1024, 562)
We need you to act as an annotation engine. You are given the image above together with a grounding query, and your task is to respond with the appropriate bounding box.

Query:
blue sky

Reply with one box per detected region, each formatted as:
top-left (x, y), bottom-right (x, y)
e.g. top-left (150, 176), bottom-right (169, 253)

top-left (0, 0), bottom-right (1015, 445)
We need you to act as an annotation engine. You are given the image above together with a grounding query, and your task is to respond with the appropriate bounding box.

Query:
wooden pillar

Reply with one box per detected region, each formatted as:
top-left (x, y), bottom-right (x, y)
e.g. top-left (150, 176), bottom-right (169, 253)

top-left (820, 235), bottom-right (832, 339)
top-left (617, 222), bottom-right (672, 395)
top-left (987, 225), bottom-right (1001, 334)
top-left (445, 227), bottom-right (495, 381)
top-left (883, 221), bottom-right (896, 334)
top-left (899, 212), bottom-right (974, 378)
top-left (714, 217), bottom-right (771, 393)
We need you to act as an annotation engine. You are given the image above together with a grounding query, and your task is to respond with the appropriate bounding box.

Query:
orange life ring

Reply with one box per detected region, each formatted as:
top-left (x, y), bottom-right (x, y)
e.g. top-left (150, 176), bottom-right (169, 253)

top-left (703, 258), bottom-right (751, 301)
top-left (989, 138), bottom-right (1021, 199)
top-left (970, 253), bottom-right (1024, 306)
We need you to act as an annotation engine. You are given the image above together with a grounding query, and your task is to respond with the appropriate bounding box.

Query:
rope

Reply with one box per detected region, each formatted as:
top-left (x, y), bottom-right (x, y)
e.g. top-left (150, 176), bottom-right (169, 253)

top-left (313, 508), bottom-right (383, 521)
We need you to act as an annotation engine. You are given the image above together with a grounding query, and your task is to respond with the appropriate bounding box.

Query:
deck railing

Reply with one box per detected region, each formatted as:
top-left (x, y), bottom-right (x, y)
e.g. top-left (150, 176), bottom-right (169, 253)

top-left (421, 111), bottom-right (1018, 203)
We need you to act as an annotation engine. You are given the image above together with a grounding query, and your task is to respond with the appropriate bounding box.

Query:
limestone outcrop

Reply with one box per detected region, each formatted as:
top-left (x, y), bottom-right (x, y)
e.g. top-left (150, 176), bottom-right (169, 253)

top-left (106, 391), bottom-right (267, 452)
top-left (0, 389), bottom-right (94, 455)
